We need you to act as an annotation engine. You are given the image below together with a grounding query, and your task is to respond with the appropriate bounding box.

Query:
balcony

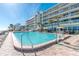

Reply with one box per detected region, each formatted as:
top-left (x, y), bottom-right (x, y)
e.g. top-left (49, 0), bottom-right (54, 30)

top-left (60, 22), bottom-right (79, 27)
top-left (43, 4), bottom-right (72, 17)
top-left (43, 6), bottom-right (79, 20)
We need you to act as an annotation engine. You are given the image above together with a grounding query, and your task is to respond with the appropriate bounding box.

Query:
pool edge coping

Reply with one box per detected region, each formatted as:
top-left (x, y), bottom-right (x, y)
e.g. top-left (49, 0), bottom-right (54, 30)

top-left (12, 32), bottom-right (70, 51)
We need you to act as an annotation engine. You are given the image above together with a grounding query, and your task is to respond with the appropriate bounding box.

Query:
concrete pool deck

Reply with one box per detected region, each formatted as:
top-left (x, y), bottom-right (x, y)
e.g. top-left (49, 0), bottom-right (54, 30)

top-left (12, 32), bottom-right (70, 51)
top-left (0, 32), bottom-right (79, 56)
top-left (0, 32), bottom-right (34, 56)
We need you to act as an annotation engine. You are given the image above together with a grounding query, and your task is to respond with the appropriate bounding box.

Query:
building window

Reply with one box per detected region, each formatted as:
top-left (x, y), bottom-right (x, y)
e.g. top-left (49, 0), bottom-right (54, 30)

top-left (71, 18), bottom-right (79, 22)
top-left (71, 4), bottom-right (79, 9)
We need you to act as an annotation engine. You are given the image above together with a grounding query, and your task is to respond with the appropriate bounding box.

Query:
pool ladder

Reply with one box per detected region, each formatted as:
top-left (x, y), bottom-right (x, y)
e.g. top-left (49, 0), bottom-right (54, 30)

top-left (21, 33), bottom-right (37, 56)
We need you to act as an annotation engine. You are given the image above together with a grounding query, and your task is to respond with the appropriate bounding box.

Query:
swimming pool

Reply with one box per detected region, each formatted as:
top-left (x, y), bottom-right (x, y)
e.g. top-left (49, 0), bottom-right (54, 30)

top-left (13, 32), bottom-right (57, 45)
top-left (12, 32), bottom-right (58, 50)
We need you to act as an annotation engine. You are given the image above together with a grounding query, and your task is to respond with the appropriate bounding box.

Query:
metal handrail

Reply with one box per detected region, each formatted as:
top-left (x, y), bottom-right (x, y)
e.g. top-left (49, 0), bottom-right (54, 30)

top-left (21, 33), bottom-right (25, 56)
top-left (21, 32), bottom-right (37, 56)
top-left (26, 33), bottom-right (37, 56)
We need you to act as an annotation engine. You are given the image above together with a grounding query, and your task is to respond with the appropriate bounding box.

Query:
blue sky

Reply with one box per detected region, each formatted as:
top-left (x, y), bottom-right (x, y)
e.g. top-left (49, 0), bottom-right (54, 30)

top-left (0, 3), bottom-right (57, 31)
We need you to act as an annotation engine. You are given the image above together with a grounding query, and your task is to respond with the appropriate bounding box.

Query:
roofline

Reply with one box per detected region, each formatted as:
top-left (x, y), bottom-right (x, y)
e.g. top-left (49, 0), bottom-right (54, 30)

top-left (26, 3), bottom-right (59, 22)
top-left (43, 3), bottom-right (59, 13)
top-left (26, 15), bottom-right (37, 22)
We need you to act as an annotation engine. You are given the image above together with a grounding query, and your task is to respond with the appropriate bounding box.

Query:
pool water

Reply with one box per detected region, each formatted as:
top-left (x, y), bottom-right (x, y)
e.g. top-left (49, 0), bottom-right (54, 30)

top-left (13, 32), bottom-right (57, 45)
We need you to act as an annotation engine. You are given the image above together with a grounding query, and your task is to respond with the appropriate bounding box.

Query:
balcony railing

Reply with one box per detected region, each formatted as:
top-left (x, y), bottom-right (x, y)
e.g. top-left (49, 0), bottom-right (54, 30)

top-left (43, 6), bottom-right (79, 20)
top-left (43, 4), bottom-right (71, 16)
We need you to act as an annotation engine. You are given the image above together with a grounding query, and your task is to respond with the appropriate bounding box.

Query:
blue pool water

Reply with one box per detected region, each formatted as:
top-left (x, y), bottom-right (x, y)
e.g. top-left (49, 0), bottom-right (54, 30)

top-left (13, 32), bottom-right (57, 45)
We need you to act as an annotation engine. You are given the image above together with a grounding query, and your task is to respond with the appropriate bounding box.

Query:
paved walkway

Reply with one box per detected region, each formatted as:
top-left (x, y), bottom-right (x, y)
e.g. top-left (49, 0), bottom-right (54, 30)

top-left (36, 35), bottom-right (79, 56)
top-left (0, 32), bottom-right (34, 56)
top-left (0, 32), bottom-right (79, 56)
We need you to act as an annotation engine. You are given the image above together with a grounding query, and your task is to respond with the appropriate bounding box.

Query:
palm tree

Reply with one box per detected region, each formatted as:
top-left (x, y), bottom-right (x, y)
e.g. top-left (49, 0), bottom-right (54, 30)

top-left (8, 24), bottom-right (14, 31)
top-left (20, 25), bottom-right (25, 31)
top-left (14, 23), bottom-right (21, 31)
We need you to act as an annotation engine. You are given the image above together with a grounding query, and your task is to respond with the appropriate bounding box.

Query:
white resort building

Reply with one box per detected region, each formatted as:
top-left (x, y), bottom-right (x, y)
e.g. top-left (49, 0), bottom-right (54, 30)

top-left (26, 3), bottom-right (79, 33)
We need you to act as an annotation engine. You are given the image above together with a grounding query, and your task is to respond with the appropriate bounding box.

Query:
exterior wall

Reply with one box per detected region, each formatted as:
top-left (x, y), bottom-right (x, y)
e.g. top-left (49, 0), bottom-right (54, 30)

top-left (26, 12), bottom-right (43, 31)
top-left (26, 3), bottom-right (79, 33)
top-left (26, 15), bottom-right (39, 31)
top-left (42, 3), bottom-right (79, 33)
